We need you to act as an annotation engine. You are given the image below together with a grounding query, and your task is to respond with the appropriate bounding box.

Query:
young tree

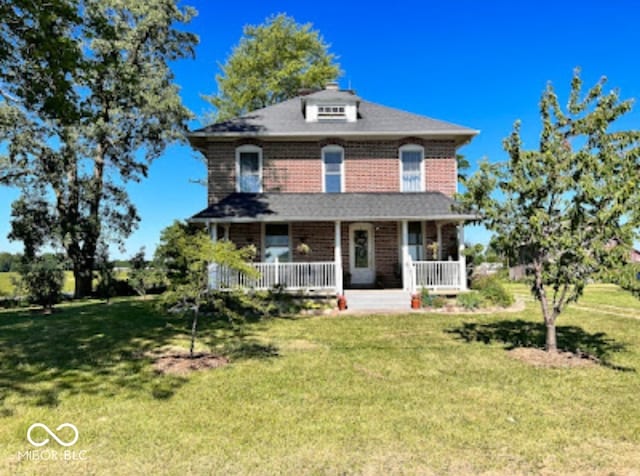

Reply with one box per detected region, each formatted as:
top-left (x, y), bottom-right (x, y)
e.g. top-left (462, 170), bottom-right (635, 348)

top-left (19, 254), bottom-right (66, 313)
top-left (155, 222), bottom-right (257, 357)
top-left (205, 13), bottom-right (341, 122)
top-left (0, 0), bottom-right (198, 298)
top-left (461, 70), bottom-right (640, 352)
top-left (128, 248), bottom-right (163, 299)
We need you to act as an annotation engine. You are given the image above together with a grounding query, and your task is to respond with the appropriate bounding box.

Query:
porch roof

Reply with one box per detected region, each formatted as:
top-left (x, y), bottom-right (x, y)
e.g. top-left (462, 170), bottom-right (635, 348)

top-left (190, 192), bottom-right (477, 223)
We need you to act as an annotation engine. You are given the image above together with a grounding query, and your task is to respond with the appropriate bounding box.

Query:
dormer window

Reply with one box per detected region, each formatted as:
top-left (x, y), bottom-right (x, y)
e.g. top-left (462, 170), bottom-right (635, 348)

top-left (318, 105), bottom-right (346, 120)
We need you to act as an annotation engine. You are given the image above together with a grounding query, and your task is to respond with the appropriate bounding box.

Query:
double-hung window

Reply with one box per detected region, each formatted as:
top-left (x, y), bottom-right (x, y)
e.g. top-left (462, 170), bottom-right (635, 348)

top-left (236, 145), bottom-right (262, 193)
top-left (322, 146), bottom-right (344, 193)
top-left (264, 224), bottom-right (290, 262)
top-left (400, 145), bottom-right (424, 192)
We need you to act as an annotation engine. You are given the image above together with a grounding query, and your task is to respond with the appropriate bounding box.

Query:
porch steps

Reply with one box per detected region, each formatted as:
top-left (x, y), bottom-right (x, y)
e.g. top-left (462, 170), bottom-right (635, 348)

top-left (343, 290), bottom-right (412, 311)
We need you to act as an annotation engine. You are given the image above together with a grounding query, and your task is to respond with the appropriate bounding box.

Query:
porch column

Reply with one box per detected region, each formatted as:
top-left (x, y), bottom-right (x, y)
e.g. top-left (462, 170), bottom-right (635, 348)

top-left (458, 222), bottom-right (467, 291)
top-left (209, 222), bottom-right (218, 289)
top-left (401, 220), bottom-right (411, 291)
top-left (436, 223), bottom-right (443, 260)
top-left (334, 221), bottom-right (343, 295)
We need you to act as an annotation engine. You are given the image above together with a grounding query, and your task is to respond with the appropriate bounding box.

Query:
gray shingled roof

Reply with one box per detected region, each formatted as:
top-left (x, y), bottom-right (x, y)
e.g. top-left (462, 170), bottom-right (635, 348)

top-left (189, 89), bottom-right (478, 144)
top-left (190, 192), bottom-right (476, 223)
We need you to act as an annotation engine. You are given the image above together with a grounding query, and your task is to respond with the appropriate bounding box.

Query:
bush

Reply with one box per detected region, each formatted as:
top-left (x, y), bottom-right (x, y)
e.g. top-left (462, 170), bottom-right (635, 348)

top-left (432, 296), bottom-right (448, 309)
top-left (19, 255), bottom-right (65, 312)
top-left (420, 287), bottom-right (433, 307)
top-left (471, 275), bottom-right (514, 307)
top-left (457, 291), bottom-right (483, 310)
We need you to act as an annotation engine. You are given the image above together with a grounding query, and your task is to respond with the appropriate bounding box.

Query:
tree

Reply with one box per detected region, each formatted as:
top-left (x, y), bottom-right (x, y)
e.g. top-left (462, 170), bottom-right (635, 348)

top-left (0, 0), bottom-right (198, 298)
top-left (461, 69), bottom-right (640, 352)
top-left (95, 242), bottom-right (115, 303)
top-left (128, 248), bottom-right (163, 299)
top-left (155, 221), bottom-right (257, 357)
top-left (205, 13), bottom-right (341, 122)
top-left (18, 254), bottom-right (66, 313)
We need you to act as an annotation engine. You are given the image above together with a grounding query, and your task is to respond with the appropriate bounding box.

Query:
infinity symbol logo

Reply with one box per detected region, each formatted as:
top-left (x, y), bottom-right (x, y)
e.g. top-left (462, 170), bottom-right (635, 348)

top-left (27, 423), bottom-right (79, 447)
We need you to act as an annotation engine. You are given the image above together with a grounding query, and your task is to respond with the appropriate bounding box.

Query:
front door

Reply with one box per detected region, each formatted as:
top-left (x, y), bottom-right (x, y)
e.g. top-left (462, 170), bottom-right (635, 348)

top-left (349, 223), bottom-right (375, 285)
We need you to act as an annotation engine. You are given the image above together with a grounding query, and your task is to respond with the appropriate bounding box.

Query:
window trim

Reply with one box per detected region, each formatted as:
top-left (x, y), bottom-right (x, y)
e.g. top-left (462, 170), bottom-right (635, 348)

top-left (321, 145), bottom-right (345, 193)
top-left (235, 144), bottom-right (263, 193)
top-left (399, 144), bottom-right (425, 192)
top-left (317, 104), bottom-right (346, 120)
top-left (262, 223), bottom-right (292, 262)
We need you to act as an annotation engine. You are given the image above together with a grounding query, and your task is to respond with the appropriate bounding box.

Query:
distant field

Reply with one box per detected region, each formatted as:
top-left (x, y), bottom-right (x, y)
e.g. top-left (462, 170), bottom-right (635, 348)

top-left (0, 271), bottom-right (75, 295)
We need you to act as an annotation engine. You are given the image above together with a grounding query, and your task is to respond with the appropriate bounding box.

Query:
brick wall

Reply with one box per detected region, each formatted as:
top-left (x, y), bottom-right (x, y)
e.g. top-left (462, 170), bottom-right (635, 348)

top-left (225, 220), bottom-right (459, 288)
top-left (205, 139), bottom-right (458, 203)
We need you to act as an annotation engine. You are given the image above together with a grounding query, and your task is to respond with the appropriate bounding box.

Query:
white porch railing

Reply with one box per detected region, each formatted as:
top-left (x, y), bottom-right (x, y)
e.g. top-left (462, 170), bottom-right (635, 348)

top-left (211, 260), bottom-right (337, 291)
top-left (411, 260), bottom-right (461, 292)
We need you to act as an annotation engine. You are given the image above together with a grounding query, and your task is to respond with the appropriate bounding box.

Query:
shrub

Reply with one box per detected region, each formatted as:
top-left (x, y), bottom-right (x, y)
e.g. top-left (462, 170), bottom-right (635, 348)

top-left (19, 255), bottom-right (65, 312)
top-left (457, 291), bottom-right (483, 310)
top-left (432, 296), bottom-right (448, 309)
top-left (420, 287), bottom-right (433, 307)
top-left (471, 275), bottom-right (514, 307)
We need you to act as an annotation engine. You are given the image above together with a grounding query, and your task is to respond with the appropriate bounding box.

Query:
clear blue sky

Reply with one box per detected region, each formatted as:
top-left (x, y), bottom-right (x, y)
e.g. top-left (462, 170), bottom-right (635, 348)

top-left (1, 0), bottom-right (639, 258)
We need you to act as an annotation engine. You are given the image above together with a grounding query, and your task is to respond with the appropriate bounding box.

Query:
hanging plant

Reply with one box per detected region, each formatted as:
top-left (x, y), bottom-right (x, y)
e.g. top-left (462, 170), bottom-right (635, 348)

top-left (296, 242), bottom-right (312, 255)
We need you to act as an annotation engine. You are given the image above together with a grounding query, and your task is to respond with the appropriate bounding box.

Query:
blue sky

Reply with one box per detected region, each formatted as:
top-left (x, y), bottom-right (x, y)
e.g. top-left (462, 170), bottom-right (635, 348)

top-left (1, 0), bottom-right (639, 258)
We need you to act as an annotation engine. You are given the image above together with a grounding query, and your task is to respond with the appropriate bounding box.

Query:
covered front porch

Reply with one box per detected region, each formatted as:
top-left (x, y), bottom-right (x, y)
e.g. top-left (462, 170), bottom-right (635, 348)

top-left (206, 219), bottom-right (467, 294)
top-left (191, 193), bottom-right (475, 295)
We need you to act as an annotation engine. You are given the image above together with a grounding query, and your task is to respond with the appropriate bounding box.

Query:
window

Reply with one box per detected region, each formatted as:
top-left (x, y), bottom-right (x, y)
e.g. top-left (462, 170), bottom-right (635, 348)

top-left (322, 146), bottom-right (344, 193)
top-left (264, 224), bottom-right (290, 262)
top-left (408, 222), bottom-right (424, 261)
top-left (317, 104), bottom-right (346, 120)
top-left (236, 145), bottom-right (262, 193)
top-left (400, 145), bottom-right (424, 192)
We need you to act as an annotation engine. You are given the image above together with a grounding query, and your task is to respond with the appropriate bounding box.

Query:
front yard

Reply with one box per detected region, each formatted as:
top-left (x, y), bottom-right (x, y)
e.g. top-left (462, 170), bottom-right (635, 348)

top-left (1, 285), bottom-right (639, 474)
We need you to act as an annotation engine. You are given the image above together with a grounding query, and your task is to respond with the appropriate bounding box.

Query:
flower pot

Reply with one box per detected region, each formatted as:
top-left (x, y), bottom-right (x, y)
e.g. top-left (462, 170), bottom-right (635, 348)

top-left (411, 294), bottom-right (421, 309)
top-left (337, 295), bottom-right (347, 311)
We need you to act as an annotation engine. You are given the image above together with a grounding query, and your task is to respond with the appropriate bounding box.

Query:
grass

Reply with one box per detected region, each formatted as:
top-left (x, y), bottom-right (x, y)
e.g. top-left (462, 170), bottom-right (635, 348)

top-left (1, 286), bottom-right (639, 474)
top-left (0, 271), bottom-right (75, 296)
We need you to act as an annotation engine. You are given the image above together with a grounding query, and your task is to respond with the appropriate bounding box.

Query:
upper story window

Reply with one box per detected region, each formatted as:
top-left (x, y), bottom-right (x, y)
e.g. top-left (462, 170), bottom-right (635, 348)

top-left (400, 144), bottom-right (424, 192)
top-left (317, 104), bottom-right (346, 120)
top-left (322, 145), bottom-right (344, 193)
top-left (236, 145), bottom-right (262, 193)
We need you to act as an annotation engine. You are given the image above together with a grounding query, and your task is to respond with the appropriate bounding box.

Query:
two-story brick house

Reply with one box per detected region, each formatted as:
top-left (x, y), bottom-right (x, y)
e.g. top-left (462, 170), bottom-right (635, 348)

top-left (188, 83), bottom-right (478, 294)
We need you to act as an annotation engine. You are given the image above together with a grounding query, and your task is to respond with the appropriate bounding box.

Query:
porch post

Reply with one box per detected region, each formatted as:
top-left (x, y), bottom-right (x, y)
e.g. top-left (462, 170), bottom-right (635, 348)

top-left (458, 222), bottom-right (467, 291)
top-left (401, 220), bottom-right (410, 291)
top-left (334, 221), bottom-right (343, 295)
top-left (209, 222), bottom-right (218, 289)
top-left (436, 223), bottom-right (443, 260)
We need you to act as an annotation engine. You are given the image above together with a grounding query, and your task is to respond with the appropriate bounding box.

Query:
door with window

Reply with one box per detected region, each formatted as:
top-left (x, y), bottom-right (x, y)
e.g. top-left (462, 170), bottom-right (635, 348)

top-left (349, 223), bottom-right (375, 285)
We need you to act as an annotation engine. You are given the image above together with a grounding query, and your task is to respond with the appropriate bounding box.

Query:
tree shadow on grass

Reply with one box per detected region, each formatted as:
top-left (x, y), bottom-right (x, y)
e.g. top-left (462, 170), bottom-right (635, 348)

top-left (0, 300), bottom-right (191, 411)
top-left (447, 319), bottom-right (634, 371)
top-left (0, 294), bottom-right (292, 412)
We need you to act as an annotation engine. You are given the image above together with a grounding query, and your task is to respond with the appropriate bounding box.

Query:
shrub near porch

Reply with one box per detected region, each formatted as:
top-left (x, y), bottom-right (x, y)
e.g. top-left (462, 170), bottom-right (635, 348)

top-left (0, 285), bottom-right (639, 474)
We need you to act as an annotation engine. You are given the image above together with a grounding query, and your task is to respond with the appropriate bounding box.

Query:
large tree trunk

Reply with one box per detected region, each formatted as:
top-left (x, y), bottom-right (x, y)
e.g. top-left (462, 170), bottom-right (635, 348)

top-left (74, 264), bottom-right (94, 298)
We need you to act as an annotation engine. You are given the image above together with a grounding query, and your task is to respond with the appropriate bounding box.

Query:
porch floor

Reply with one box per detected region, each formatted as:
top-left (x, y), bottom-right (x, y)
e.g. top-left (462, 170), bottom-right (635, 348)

top-left (343, 289), bottom-right (412, 311)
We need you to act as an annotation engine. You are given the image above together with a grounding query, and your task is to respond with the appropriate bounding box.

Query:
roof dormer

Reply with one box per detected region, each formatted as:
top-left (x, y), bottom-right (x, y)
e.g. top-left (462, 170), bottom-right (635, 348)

top-left (303, 83), bottom-right (359, 123)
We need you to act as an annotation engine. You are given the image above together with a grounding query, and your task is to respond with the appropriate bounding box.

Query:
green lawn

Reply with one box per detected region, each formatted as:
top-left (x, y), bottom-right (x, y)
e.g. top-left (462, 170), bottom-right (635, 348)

top-left (1, 287), bottom-right (639, 474)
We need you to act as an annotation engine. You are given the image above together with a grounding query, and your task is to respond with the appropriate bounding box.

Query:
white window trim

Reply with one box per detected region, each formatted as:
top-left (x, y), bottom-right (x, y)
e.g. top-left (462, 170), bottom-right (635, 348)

top-left (235, 144), bottom-right (263, 193)
top-left (321, 145), bottom-right (345, 193)
top-left (261, 222), bottom-right (292, 262)
top-left (399, 144), bottom-right (425, 192)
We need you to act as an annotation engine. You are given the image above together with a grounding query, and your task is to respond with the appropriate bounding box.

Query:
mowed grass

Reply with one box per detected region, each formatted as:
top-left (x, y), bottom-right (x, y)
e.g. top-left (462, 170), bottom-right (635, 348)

top-left (1, 286), bottom-right (639, 475)
top-left (0, 271), bottom-right (75, 296)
